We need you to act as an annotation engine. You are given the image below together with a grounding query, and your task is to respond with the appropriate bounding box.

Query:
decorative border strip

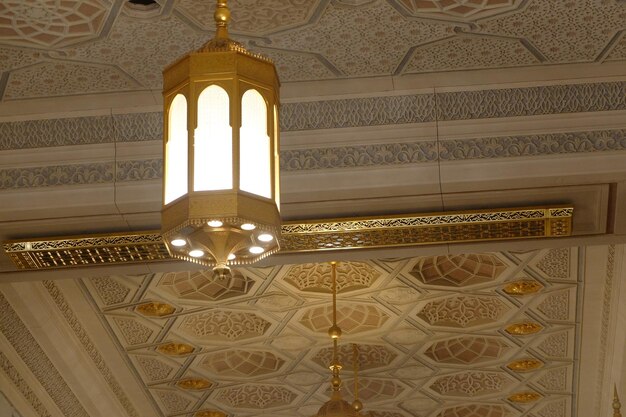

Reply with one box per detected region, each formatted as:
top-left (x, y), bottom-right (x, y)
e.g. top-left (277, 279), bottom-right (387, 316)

top-left (1, 129), bottom-right (625, 188)
top-left (3, 206), bottom-right (572, 270)
top-left (0, 292), bottom-right (89, 416)
top-left (280, 207), bottom-right (572, 252)
top-left (0, 82), bottom-right (624, 150)
top-left (438, 129), bottom-right (626, 161)
top-left (0, 159), bottom-right (162, 190)
top-left (595, 244), bottom-right (616, 413)
top-left (4, 232), bottom-right (170, 269)
top-left (41, 280), bottom-right (139, 417)
top-left (0, 352), bottom-right (52, 417)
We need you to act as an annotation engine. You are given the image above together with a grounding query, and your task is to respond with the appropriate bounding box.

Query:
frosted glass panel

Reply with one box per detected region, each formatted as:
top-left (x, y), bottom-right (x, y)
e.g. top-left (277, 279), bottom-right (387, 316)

top-left (195, 85), bottom-right (232, 191)
top-left (240, 89), bottom-right (271, 198)
top-left (164, 94), bottom-right (188, 204)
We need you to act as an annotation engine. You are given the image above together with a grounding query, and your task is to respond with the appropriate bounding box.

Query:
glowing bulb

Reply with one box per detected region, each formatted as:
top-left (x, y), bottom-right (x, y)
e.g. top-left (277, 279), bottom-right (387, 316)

top-left (188, 249), bottom-right (204, 258)
top-left (258, 233), bottom-right (273, 242)
top-left (249, 246), bottom-right (264, 254)
top-left (227, 253), bottom-right (236, 261)
top-left (207, 220), bottom-right (223, 227)
top-left (241, 223), bottom-right (256, 231)
top-left (170, 238), bottom-right (187, 247)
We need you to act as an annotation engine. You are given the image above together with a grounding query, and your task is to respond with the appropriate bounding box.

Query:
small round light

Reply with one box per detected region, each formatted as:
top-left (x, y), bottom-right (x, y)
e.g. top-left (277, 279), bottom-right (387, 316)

top-left (207, 220), bottom-right (223, 227)
top-left (227, 253), bottom-right (236, 261)
top-left (170, 238), bottom-right (187, 247)
top-left (241, 223), bottom-right (256, 231)
top-left (249, 246), bottom-right (264, 254)
top-left (188, 249), bottom-right (204, 258)
top-left (258, 233), bottom-right (273, 242)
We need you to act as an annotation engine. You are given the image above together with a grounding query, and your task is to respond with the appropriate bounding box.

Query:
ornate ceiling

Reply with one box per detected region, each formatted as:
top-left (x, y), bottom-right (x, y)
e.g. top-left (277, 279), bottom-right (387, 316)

top-left (0, 0), bottom-right (624, 99)
top-left (60, 248), bottom-right (579, 417)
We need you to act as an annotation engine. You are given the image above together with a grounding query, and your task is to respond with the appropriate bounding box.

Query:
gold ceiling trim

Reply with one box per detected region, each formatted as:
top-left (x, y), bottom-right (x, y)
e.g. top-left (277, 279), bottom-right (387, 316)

top-left (3, 206), bottom-right (573, 270)
top-left (3, 231), bottom-right (170, 270)
top-left (280, 206), bottom-right (573, 253)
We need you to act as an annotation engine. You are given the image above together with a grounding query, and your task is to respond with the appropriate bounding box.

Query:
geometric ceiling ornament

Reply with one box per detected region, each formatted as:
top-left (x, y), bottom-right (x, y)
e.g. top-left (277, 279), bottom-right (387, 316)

top-left (176, 378), bottom-right (213, 391)
top-left (410, 253), bottom-right (507, 287)
top-left (299, 304), bottom-right (389, 334)
top-left (508, 392), bottom-right (542, 403)
top-left (506, 358), bottom-right (544, 372)
top-left (283, 262), bottom-right (380, 293)
top-left (158, 269), bottom-right (255, 301)
top-left (200, 349), bottom-right (285, 377)
top-left (417, 295), bottom-right (509, 328)
top-left (135, 301), bottom-right (176, 317)
top-left (395, 0), bottom-right (524, 21)
top-left (424, 336), bottom-right (510, 364)
top-left (436, 404), bottom-right (511, 417)
top-left (215, 384), bottom-right (298, 409)
top-left (505, 321), bottom-right (544, 336)
top-left (157, 342), bottom-right (195, 356)
top-left (178, 310), bottom-right (271, 342)
top-left (311, 344), bottom-right (397, 370)
top-left (429, 371), bottom-right (512, 397)
top-left (502, 279), bottom-right (543, 296)
top-left (0, 0), bottom-right (112, 48)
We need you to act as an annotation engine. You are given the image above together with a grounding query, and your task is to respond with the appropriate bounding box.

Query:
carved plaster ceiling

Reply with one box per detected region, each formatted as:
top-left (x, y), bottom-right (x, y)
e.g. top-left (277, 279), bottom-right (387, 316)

top-left (70, 247), bottom-right (579, 417)
top-left (0, 0), bottom-right (624, 99)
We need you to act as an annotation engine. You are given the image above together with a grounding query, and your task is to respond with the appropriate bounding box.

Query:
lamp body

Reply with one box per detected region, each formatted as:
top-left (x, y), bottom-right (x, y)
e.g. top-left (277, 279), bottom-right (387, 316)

top-left (161, 44), bottom-right (281, 269)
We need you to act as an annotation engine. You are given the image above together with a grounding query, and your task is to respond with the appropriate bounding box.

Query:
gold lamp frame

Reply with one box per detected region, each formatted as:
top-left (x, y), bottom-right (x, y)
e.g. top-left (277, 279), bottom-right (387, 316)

top-left (160, 0), bottom-right (281, 273)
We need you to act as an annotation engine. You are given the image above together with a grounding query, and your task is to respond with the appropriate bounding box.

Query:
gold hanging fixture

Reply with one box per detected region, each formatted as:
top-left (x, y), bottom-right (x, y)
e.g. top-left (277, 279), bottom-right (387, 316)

top-left (316, 262), bottom-right (359, 417)
top-left (161, 0), bottom-right (281, 275)
top-left (352, 343), bottom-right (364, 415)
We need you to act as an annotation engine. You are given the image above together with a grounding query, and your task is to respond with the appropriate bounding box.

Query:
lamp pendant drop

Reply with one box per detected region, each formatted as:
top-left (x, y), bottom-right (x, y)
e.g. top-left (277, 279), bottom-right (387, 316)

top-left (160, 0), bottom-right (281, 271)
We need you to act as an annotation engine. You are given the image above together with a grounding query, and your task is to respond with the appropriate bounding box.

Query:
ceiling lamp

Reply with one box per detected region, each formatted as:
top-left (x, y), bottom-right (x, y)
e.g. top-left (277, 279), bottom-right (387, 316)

top-left (316, 262), bottom-right (359, 417)
top-left (161, 0), bottom-right (281, 275)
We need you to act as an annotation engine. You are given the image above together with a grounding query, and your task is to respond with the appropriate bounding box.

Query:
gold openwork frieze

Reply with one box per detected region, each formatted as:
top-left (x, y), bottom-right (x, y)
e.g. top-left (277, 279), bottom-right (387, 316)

top-left (2, 206), bottom-right (573, 270)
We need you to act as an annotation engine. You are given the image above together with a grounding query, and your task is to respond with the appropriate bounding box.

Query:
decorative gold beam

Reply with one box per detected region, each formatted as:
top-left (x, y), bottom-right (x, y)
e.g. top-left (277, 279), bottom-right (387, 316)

top-left (280, 206), bottom-right (573, 253)
top-left (3, 206), bottom-right (573, 270)
top-left (3, 232), bottom-right (170, 270)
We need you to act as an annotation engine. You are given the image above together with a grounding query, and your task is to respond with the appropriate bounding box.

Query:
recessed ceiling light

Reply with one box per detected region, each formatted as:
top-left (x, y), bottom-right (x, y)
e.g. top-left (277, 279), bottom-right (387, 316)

top-left (207, 220), bottom-right (223, 227)
top-left (188, 249), bottom-right (204, 258)
top-left (170, 238), bottom-right (187, 247)
top-left (258, 233), bottom-right (273, 242)
top-left (227, 253), bottom-right (236, 260)
top-left (241, 223), bottom-right (256, 230)
top-left (249, 246), bottom-right (264, 254)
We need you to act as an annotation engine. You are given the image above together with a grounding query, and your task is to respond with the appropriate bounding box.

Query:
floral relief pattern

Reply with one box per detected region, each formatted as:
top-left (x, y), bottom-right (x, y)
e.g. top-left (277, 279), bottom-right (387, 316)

top-left (478, 0), bottom-right (626, 63)
top-left (405, 35), bottom-right (538, 73)
top-left (215, 384), bottom-right (297, 409)
top-left (284, 262), bottom-right (381, 292)
top-left (312, 344), bottom-right (397, 370)
top-left (396, 0), bottom-right (523, 20)
top-left (4, 61), bottom-right (139, 99)
top-left (418, 295), bottom-right (509, 328)
top-left (178, 311), bottom-right (271, 341)
top-left (269, 0), bottom-right (451, 77)
top-left (429, 371), bottom-right (512, 396)
top-left (535, 248), bottom-right (571, 280)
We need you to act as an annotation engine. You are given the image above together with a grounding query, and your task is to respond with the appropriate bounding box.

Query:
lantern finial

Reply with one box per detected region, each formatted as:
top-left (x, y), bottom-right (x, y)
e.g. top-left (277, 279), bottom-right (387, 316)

top-left (214, 1), bottom-right (230, 40)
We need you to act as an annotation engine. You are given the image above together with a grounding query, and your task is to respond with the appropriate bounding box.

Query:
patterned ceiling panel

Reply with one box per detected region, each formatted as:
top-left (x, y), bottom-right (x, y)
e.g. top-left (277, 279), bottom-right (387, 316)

top-left (395, 0), bottom-right (525, 21)
top-left (0, 0), bottom-right (623, 98)
top-left (79, 248), bottom-right (579, 417)
top-left (0, 0), bottom-right (113, 48)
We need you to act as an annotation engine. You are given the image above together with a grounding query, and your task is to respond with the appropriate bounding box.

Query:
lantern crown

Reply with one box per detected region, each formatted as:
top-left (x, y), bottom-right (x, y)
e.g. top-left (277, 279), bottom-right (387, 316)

top-left (161, 0), bottom-right (281, 273)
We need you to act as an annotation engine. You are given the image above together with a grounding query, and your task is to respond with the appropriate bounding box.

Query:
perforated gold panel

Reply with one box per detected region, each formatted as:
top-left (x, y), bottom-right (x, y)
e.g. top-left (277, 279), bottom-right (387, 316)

top-left (3, 207), bottom-right (573, 270)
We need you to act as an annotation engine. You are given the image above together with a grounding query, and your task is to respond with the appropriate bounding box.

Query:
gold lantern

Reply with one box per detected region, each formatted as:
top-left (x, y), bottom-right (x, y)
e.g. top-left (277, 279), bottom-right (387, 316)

top-left (161, 0), bottom-right (281, 274)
